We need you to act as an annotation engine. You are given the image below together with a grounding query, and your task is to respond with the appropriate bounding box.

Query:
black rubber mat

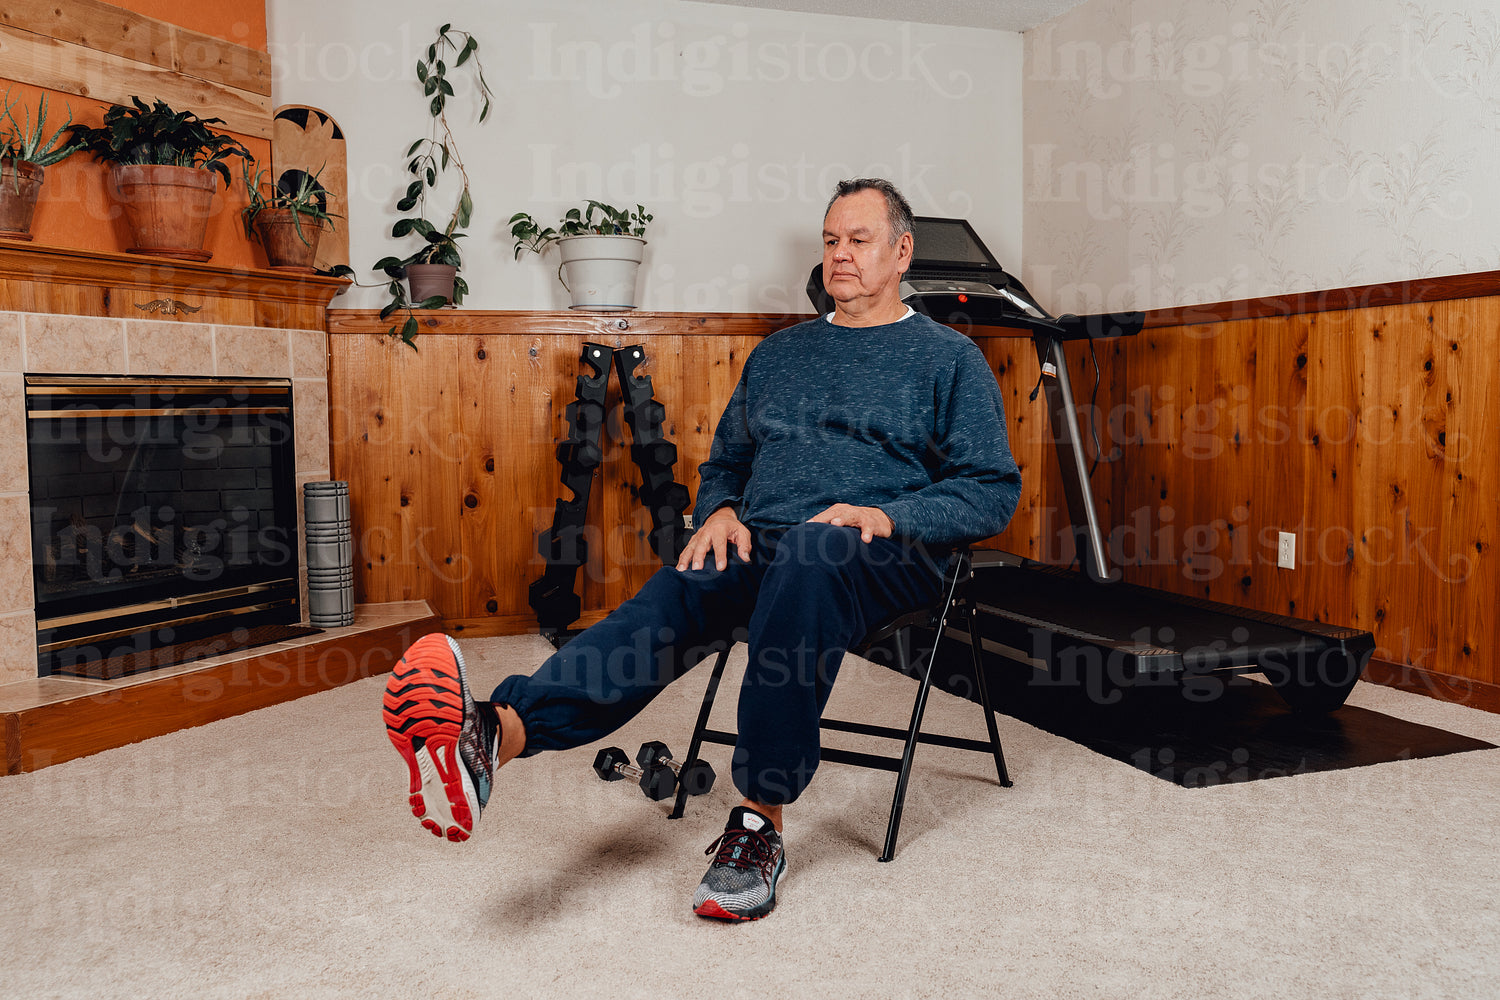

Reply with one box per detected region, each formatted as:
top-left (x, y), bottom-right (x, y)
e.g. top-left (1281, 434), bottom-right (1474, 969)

top-left (982, 664), bottom-right (1496, 787)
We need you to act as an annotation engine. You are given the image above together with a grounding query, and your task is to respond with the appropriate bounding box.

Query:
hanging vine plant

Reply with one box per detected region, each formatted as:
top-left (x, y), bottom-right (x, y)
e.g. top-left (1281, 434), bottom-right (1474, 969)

top-left (334, 23), bottom-right (493, 349)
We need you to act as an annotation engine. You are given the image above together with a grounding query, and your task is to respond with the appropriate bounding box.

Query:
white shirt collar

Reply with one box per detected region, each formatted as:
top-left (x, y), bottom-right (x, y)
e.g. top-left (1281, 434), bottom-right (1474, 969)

top-left (825, 306), bottom-right (917, 324)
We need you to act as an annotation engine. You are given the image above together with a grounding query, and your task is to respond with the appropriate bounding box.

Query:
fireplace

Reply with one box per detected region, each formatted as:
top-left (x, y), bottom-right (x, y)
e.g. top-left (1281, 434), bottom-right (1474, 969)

top-left (26, 375), bottom-right (302, 678)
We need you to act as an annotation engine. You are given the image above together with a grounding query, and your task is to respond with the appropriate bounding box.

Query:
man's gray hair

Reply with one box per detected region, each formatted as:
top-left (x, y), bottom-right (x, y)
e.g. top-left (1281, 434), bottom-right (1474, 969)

top-left (825, 178), bottom-right (915, 246)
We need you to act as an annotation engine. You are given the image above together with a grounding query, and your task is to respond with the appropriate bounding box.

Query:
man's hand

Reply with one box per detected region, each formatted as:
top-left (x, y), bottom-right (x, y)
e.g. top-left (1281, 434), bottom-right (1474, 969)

top-left (809, 503), bottom-right (894, 543)
top-left (676, 507), bottom-right (752, 572)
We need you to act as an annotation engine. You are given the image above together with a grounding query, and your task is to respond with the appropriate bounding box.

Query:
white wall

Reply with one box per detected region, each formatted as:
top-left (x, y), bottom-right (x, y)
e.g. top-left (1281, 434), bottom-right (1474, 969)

top-left (1023, 0), bottom-right (1500, 314)
top-left (267, 0), bottom-right (1024, 313)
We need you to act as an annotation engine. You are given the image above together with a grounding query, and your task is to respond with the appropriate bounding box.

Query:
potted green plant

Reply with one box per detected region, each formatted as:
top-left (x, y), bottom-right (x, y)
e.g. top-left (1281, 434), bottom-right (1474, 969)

top-left (509, 200), bottom-right (652, 310)
top-left (241, 160), bottom-right (340, 272)
top-left (0, 89), bottom-right (81, 241)
top-left (69, 97), bottom-right (250, 261)
top-left (367, 23), bottom-right (493, 348)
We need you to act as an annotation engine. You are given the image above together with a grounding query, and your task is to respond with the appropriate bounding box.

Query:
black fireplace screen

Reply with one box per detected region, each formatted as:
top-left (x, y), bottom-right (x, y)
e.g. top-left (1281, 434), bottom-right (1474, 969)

top-left (26, 375), bottom-right (301, 677)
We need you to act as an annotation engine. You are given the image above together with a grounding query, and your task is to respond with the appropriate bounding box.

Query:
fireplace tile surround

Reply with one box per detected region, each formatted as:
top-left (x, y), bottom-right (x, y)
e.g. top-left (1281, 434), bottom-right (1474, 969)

top-left (0, 250), bottom-right (440, 772)
top-left (0, 308), bottom-right (332, 685)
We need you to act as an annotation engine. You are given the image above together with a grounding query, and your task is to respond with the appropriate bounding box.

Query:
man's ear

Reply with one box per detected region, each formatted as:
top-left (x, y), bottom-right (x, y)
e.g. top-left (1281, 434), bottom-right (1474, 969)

top-left (896, 231), bottom-right (913, 274)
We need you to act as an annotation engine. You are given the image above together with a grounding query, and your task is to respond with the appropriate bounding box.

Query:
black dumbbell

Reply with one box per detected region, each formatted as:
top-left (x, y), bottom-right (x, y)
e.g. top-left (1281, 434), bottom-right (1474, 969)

top-left (637, 741), bottom-right (716, 797)
top-left (593, 747), bottom-right (676, 801)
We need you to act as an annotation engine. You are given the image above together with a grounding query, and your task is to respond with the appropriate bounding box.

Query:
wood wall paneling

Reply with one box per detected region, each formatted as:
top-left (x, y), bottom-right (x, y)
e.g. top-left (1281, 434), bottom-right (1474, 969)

top-left (1088, 299), bottom-right (1496, 688)
top-left (325, 300), bottom-right (1493, 690)
top-left (456, 335), bottom-right (513, 623)
top-left (1, 0), bottom-right (175, 68)
top-left (1346, 304), bottom-right (1442, 677)
top-left (324, 309), bottom-right (812, 340)
top-left (2, 0), bottom-right (271, 91)
top-left (93, 0), bottom-right (269, 51)
top-left (980, 336), bottom-right (1050, 560)
top-left (3, 0), bottom-right (270, 78)
top-left (327, 311), bottom-right (1048, 637)
top-left (329, 335), bottom-right (465, 611)
top-left (1444, 298), bottom-right (1499, 682)
top-left (1139, 269), bottom-right (1500, 328)
top-left (0, 24), bottom-right (271, 138)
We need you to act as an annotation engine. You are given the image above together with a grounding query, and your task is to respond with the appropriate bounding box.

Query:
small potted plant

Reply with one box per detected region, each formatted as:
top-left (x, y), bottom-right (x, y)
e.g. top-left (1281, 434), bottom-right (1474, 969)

top-left (69, 97), bottom-right (250, 261)
top-left (0, 89), bottom-right (81, 241)
top-left (367, 23), bottom-right (493, 348)
top-left (241, 160), bottom-right (340, 271)
top-left (509, 200), bottom-right (652, 310)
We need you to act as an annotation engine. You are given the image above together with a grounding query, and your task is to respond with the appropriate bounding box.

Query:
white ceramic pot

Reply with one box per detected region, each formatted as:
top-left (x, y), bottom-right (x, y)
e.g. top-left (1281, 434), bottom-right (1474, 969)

top-left (556, 234), bottom-right (645, 310)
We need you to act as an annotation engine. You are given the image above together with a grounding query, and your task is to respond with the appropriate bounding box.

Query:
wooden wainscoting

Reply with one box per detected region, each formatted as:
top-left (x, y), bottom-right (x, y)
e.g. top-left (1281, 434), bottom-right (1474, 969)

top-left (1074, 273), bottom-right (1500, 688)
top-left (329, 281), bottom-right (1497, 694)
top-left (326, 310), bottom-right (1050, 636)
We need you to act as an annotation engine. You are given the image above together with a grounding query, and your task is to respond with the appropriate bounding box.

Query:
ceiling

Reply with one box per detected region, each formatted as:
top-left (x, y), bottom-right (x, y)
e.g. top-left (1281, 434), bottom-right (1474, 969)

top-left (684, 0), bottom-right (1090, 33)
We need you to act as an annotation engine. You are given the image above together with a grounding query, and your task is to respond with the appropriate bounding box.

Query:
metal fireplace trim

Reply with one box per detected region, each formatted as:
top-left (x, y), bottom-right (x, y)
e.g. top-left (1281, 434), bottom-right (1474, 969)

top-left (37, 579), bottom-right (299, 641)
top-left (26, 375), bottom-right (293, 394)
top-left (26, 373), bottom-right (302, 677)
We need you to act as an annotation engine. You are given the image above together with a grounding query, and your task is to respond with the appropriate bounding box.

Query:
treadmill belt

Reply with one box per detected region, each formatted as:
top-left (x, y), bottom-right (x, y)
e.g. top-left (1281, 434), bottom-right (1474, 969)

top-left (969, 564), bottom-right (1324, 673)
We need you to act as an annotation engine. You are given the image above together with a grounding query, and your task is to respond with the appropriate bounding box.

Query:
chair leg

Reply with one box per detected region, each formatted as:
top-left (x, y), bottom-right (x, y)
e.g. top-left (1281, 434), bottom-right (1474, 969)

top-left (967, 599), bottom-right (1011, 787)
top-left (879, 624), bottom-right (943, 862)
top-left (669, 646), bottom-right (732, 820)
top-left (878, 556), bottom-right (968, 862)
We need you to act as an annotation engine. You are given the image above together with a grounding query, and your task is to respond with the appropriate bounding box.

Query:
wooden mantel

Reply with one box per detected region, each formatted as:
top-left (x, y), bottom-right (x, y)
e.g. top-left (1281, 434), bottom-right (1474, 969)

top-left (0, 240), bottom-right (349, 329)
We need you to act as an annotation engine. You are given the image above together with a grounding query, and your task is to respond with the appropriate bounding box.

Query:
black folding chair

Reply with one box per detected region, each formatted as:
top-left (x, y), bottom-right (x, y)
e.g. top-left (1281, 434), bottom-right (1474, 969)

top-left (666, 548), bottom-right (1012, 862)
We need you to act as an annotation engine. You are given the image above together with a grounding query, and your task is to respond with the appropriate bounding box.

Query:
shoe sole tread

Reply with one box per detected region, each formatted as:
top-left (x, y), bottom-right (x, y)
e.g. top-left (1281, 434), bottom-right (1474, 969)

top-left (383, 635), bottom-right (478, 842)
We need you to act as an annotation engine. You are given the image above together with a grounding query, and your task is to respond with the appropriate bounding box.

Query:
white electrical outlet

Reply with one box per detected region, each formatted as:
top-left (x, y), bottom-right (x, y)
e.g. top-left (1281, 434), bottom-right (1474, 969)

top-left (1277, 531), bottom-right (1296, 569)
top-left (683, 513), bottom-right (694, 529)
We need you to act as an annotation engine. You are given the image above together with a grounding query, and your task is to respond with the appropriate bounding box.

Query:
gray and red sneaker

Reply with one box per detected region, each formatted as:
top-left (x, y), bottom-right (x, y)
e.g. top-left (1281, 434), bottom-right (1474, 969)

top-left (382, 633), bottom-right (498, 842)
top-left (693, 806), bottom-right (786, 921)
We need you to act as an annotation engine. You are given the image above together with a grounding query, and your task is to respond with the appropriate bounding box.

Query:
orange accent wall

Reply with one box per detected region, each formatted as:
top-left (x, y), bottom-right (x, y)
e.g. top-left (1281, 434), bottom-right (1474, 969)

top-left (7, 81), bottom-right (267, 268)
top-left (3, 2), bottom-right (270, 266)
top-left (96, 0), bottom-right (267, 51)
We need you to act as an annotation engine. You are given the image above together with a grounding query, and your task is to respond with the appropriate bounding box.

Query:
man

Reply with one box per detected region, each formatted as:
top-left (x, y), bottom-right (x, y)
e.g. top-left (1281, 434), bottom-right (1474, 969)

top-left (383, 178), bottom-right (1021, 921)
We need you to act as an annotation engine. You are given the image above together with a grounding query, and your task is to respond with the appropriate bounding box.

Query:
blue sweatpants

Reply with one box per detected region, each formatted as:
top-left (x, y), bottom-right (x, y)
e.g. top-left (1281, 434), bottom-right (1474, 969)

top-left (492, 521), bottom-right (944, 805)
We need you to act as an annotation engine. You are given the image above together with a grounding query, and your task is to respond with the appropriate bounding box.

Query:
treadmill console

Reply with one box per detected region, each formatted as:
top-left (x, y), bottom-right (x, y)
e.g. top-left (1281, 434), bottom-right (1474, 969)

top-left (900, 278), bottom-right (1003, 296)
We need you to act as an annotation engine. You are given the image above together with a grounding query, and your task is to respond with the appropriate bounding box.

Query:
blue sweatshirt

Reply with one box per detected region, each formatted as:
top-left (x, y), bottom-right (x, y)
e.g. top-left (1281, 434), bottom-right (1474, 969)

top-left (694, 312), bottom-right (1021, 549)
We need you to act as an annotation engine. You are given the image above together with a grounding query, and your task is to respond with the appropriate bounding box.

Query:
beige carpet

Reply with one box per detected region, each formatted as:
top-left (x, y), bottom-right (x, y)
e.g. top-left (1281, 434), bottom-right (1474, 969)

top-left (2, 634), bottom-right (1498, 999)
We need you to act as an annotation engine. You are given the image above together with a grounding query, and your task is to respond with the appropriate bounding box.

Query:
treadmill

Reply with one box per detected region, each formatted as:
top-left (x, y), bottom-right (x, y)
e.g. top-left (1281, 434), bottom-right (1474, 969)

top-left (810, 218), bottom-right (1376, 713)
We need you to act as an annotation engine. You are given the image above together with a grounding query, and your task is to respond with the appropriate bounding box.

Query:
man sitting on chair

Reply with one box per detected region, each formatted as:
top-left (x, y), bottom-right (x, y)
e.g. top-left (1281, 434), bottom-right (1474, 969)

top-left (383, 177), bottom-right (1022, 921)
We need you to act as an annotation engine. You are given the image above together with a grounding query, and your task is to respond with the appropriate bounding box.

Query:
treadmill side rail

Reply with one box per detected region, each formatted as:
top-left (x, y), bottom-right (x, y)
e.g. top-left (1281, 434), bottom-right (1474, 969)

top-left (1033, 334), bottom-right (1117, 584)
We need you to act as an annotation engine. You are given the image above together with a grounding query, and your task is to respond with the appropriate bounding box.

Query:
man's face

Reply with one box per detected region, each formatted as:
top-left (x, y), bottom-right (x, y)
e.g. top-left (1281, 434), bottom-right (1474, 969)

top-left (822, 189), bottom-right (913, 307)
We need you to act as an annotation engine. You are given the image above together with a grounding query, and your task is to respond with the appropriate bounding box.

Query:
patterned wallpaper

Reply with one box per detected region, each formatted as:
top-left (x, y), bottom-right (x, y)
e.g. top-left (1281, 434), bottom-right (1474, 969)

top-left (1022, 0), bottom-right (1500, 313)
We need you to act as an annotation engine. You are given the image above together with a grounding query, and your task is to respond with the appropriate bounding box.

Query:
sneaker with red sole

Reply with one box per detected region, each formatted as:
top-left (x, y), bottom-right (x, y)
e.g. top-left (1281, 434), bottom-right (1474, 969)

top-left (382, 633), bottom-right (498, 842)
top-left (693, 806), bottom-right (785, 921)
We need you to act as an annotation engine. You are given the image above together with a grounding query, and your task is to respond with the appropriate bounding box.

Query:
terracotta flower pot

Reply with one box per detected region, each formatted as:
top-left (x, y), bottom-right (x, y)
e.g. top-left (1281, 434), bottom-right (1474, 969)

top-left (406, 263), bottom-right (458, 305)
top-left (111, 163), bottom-right (221, 261)
top-left (0, 159), bottom-right (45, 241)
top-left (252, 207), bottom-right (326, 272)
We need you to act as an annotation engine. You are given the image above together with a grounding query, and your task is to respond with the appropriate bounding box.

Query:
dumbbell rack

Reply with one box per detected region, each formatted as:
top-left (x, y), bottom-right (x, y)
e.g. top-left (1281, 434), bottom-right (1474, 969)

top-left (528, 342), bottom-right (692, 646)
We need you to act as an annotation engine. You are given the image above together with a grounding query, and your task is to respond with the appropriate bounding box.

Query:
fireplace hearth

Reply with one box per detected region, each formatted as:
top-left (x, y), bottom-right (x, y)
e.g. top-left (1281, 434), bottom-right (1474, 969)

top-left (26, 375), bottom-right (302, 678)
